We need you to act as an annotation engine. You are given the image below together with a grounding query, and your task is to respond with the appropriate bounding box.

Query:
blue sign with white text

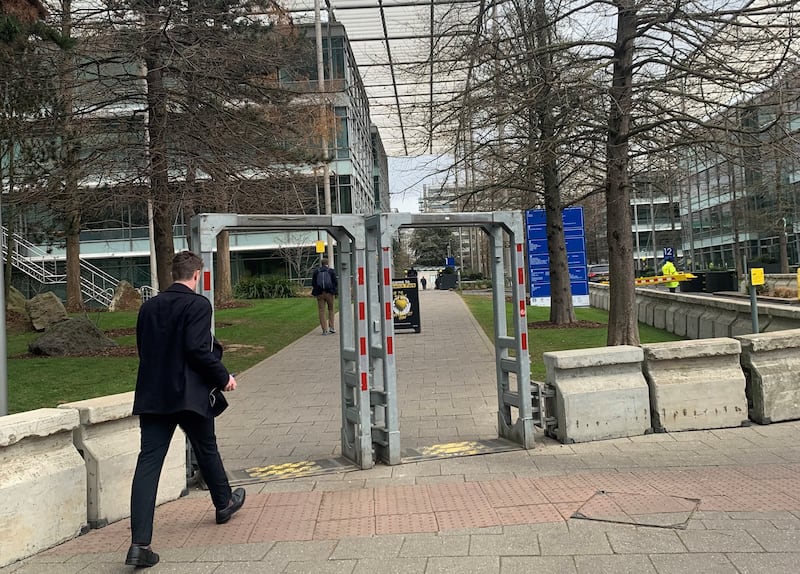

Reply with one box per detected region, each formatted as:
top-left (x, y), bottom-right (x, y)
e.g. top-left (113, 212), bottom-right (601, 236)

top-left (525, 207), bottom-right (589, 307)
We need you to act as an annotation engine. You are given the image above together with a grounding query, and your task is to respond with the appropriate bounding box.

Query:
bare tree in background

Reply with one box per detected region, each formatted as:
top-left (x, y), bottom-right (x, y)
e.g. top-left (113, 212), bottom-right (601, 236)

top-left (428, 0), bottom-right (800, 343)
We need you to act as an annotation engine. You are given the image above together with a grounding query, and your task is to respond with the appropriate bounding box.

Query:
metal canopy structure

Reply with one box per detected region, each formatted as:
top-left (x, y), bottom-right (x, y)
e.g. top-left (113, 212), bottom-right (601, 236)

top-left (286, 0), bottom-right (484, 156)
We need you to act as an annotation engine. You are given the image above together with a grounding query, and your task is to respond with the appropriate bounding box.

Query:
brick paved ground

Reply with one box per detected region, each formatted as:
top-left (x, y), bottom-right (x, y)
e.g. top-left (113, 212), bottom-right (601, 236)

top-left (4, 290), bottom-right (800, 573)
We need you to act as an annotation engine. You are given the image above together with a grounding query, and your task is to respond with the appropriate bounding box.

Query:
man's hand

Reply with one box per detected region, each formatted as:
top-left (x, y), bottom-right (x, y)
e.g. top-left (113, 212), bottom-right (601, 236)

top-left (223, 374), bottom-right (237, 392)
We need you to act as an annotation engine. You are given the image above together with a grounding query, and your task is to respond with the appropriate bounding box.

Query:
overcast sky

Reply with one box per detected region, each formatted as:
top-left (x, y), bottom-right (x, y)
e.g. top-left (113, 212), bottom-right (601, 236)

top-left (388, 154), bottom-right (454, 213)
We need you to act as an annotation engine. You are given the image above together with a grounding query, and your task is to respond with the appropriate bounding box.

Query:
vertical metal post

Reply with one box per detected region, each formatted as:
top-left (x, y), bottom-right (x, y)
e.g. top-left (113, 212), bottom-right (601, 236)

top-left (0, 199), bottom-right (7, 416)
top-left (491, 214), bottom-right (534, 449)
top-left (377, 238), bottom-right (400, 463)
top-left (749, 281), bottom-right (759, 334)
top-left (334, 223), bottom-right (373, 470)
top-left (364, 214), bottom-right (400, 465)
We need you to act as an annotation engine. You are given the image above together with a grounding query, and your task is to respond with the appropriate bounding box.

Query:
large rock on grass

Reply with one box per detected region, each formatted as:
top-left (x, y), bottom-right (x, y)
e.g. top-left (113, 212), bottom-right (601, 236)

top-left (108, 280), bottom-right (142, 312)
top-left (26, 292), bottom-right (69, 331)
top-left (7, 286), bottom-right (32, 331)
top-left (29, 317), bottom-right (117, 357)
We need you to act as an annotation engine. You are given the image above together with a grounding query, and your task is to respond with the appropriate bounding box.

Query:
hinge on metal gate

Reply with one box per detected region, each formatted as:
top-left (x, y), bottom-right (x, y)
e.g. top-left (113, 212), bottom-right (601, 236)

top-left (540, 385), bottom-right (555, 398)
top-left (543, 417), bottom-right (558, 430)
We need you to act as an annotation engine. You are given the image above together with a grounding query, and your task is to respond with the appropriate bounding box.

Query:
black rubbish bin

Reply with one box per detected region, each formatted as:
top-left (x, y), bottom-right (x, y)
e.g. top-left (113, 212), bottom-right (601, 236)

top-left (679, 272), bottom-right (705, 293)
top-left (705, 271), bottom-right (738, 292)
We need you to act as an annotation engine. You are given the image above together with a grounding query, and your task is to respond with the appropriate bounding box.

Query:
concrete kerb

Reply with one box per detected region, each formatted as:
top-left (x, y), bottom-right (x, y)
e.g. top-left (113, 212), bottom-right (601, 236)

top-left (0, 408), bottom-right (87, 568)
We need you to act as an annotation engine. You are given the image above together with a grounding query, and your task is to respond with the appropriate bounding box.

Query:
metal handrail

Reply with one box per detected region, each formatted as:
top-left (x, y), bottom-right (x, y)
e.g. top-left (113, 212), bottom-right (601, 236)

top-left (1, 227), bottom-right (120, 306)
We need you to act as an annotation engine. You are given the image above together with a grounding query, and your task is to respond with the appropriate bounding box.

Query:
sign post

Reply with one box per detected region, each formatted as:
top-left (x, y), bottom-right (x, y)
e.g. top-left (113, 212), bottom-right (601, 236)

top-left (749, 267), bottom-right (764, 334)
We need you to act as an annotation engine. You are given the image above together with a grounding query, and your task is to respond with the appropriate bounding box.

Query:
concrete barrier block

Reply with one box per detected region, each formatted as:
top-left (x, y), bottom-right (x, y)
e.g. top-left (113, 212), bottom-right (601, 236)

top-left (60, 392), bottom-right (186, 528)
top-left (0, 409), bottom-right (87, 568)
top-left (685, 306), bottom-right (705, 339)
top-left (543, 346), bottom-right (651, 443)
top-left (738, 329), bottom-right (800, 424)
top-left (653, 302), bottom-right (667, 330)
top-left (697, 308), bottom-right (718, 339)
top-left (713, 313), bottom-right (736, 338)
top-left (642, 339), bottom-right (748, 432)
top-left (674, 306), bottom-right (690, 337)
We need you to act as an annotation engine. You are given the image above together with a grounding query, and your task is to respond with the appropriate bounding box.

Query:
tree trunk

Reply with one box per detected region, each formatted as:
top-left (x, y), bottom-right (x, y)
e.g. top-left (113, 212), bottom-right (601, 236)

top-left (606, 2), bottom-right (639, 346)
top-left (65, 210), bottom-right (83, 311)
top-left (4, 205), bottom-right (13, 303)
top-left (144, 23), bottom-right (174, 289)
top-left (216, 230), bottom-right (232, 303)
top-left (534, 0), bottom-right (575, 324)
top-left (60, 0), bottom-right (83, 312)
top-left (779, 224), bottom-right (789, 273)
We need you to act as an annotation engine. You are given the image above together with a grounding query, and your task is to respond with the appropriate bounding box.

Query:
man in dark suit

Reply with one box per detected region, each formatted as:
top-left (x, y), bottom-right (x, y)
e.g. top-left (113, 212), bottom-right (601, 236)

top-left (126, 251), bottom-right (245, 568)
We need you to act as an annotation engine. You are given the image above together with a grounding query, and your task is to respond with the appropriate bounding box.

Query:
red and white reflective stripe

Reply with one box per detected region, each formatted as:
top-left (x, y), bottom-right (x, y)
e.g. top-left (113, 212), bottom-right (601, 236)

top-left (382, 246), bottom-right (395, 357)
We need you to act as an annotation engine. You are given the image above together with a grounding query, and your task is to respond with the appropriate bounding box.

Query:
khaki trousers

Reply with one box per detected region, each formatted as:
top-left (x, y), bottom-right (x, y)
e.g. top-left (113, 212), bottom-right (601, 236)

top-left (316, 292), bottom-right (335, 331)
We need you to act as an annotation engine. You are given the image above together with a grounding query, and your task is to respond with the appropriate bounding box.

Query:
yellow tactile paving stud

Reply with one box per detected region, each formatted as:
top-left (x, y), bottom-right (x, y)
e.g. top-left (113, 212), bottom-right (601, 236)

top-left (244, 460), bottom-right (321, 480)
top-left (417, 441), bottom-right (482, 457)
top-left (402, 438), bottom-right (521, 462)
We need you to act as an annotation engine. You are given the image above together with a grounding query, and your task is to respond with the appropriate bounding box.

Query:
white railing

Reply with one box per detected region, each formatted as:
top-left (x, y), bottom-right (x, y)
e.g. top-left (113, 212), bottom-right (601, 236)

top-left (1, 227), bottom-right (120, 307)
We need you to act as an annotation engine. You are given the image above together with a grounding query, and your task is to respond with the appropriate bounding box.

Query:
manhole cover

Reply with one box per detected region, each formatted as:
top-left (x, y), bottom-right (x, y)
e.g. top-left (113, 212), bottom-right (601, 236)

top-left (572, 490), bottom-right (700, 529)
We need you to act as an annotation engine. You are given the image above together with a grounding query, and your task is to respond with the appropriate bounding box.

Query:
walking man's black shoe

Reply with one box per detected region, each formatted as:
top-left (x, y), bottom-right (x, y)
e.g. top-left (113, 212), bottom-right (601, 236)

top-left (125, 545), bottom-right (160, 567)
top-left (216, 487), bottom-right (246, 524)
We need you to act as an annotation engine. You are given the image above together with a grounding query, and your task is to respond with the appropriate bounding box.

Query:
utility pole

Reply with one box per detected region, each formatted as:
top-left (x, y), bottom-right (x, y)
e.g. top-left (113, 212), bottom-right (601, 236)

top-left (315, 0), bottom-right (334, 266)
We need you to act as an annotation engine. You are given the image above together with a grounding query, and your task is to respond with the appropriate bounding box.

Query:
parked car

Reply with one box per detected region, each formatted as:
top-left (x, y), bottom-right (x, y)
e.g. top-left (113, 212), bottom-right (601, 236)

top-left (588, 263), bottom-right (610, 283)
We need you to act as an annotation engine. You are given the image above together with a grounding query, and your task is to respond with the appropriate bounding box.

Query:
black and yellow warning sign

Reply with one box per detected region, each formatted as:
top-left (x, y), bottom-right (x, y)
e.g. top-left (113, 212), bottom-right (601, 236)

top-left (392, 277), bottom-right (421, 333)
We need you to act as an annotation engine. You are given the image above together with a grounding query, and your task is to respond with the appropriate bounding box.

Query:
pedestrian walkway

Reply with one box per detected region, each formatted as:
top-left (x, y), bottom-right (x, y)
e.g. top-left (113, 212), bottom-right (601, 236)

top-left (5, 289), bottom-right (800, 573)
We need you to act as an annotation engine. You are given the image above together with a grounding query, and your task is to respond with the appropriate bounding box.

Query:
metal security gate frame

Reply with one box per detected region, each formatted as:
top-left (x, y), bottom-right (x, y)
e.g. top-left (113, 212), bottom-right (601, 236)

top-left (190, 213), bottom-right (374, 469)
top-left (365, 211), bottom-right (534, 466)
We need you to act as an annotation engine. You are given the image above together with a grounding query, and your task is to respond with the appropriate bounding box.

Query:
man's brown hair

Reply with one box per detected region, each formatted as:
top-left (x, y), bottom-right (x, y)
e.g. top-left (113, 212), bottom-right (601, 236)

top-left (171, 251), bottom-right (203, 281)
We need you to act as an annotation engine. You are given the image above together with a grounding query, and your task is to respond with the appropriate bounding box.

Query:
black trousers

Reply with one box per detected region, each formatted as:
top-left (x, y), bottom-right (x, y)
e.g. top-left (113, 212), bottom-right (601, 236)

top-left (130, 412), bottom-right (232, 545)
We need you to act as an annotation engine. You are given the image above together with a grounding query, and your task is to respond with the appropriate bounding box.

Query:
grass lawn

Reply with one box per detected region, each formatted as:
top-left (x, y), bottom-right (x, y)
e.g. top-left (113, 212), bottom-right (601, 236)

top-left (7, 293), bottom-right (681, 413)
top-left (462, 293), bottom-right (684, 380)
top-left (7, 298), bottom-right (320, 414)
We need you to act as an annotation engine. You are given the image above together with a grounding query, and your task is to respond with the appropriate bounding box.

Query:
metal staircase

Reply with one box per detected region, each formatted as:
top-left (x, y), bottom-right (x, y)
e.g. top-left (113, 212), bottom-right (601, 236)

top-left (1, 227), bottom-right (119, 307)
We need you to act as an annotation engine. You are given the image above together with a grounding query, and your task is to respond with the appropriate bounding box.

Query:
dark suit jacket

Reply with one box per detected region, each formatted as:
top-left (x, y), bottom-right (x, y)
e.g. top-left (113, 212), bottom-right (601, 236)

top-left (133, 283), bottom-right (229, 417)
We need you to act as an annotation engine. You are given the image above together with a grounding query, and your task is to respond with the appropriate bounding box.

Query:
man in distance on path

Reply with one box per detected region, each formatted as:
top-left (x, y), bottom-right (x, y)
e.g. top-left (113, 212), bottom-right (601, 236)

top-left (312, 257), bottom-right (338, 335)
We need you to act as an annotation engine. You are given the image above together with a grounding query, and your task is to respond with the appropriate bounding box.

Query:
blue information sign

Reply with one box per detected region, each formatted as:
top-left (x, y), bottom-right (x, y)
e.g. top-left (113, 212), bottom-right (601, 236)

top-left (525, 207), bottom-right (589, 307)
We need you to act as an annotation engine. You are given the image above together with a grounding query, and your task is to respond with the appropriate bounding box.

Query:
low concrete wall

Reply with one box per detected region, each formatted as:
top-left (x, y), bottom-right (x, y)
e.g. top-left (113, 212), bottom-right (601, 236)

top-left (739, 273), bottom-right (798, 294)
top-left (60, 392), bottom-right (186, 528)
top-left (590, 283), bottom-right (800, 338)
top-left (738, 329), bottom-right (800, 424)
top-left (543, 346), bottom-right (651, 443)
top-left (642, 339), bottom-right (748, 432)
top-left (0, 409), bottom-right (87, 568)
